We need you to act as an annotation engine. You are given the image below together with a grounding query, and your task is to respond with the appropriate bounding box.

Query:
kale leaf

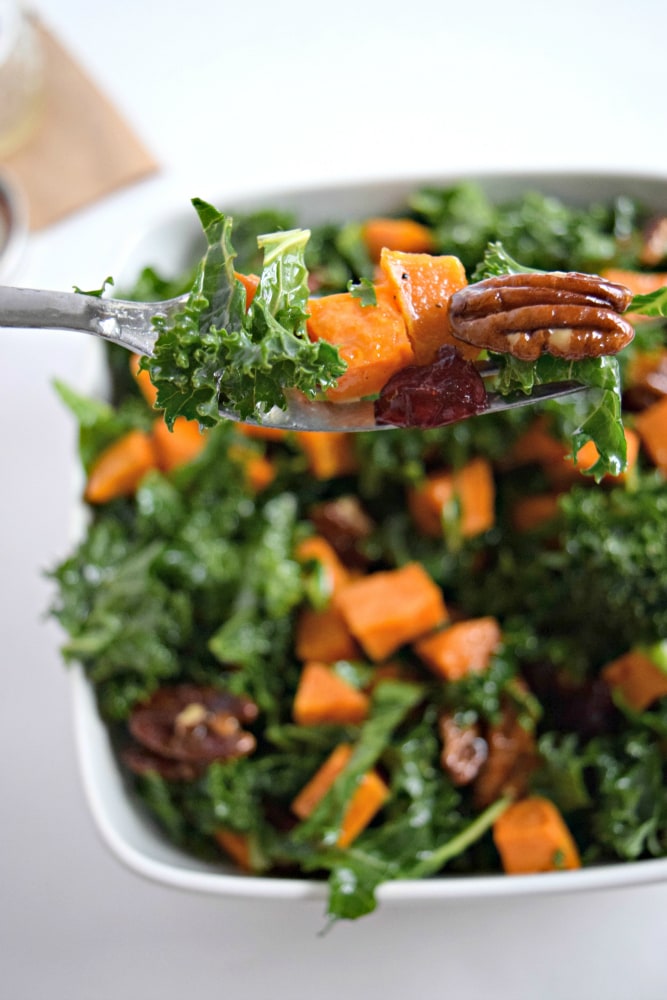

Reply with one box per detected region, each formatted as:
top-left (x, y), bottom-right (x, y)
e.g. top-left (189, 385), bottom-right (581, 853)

top-left (411, 183), bottom-right (643, 275)
top-left (474, 241), bottom-right (628, 480)
top-left (144, 200), bottom-right (346, 427)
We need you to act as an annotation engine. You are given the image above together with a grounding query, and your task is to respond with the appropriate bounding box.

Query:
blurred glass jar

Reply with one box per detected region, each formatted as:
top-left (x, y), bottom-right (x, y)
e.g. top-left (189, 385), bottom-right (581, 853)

top-left (0, 2), bottom-right (43, 157)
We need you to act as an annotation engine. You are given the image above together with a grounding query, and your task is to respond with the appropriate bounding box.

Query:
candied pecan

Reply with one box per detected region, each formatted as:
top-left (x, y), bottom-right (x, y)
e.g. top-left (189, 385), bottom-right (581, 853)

top-left (473, 705), bottom-right (539, 808)
top-left (309, 495), bottom-right (375, 568)
top-left (438, 712), bottom-right (488, 786)
top-left (128, 684), bottom-right (258, 765)
top-left (449, 271), bottom-right (635, 361)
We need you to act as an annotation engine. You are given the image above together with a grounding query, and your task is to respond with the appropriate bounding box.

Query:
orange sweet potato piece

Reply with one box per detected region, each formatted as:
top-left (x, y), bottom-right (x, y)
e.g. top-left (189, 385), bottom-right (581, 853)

top-left (152, 416), bottom-right (208, 472)
top-left (511, 493), bottom-right (562, 533)
top-left (84, 429), bottom-right (157, 504)
top-left (237, 424), bottom-right (288, 443)
top-left (602, 649), bottom-right (667, 711)
top-left (362, 217), bottom-right (436, 262)
top-left (295, 431), bottom-right (359, 479)
top-left (293, 662), bottom-right (370, 726)
top-left (234, 270), bottom-right (260, 308)
top-left (518, 424), bottom-right (640, 489)
top-left (306, 283), bottom-right (415, 402)
top-left (214, 828), bottom-right (252, 871)
top-left (334, 562), bottom-right (447, 661)
top-left (408, 457), bottom-right (495, 538)
top-left (493, 796), bottom-right (581, 874)
top-left (506, 416), bottom-right (568, 468)
top-left (602, 268), bottom-right (667, 296)
top-left (291, 743), bottom-right (389, 847)
top-left (414, 616), bottom-right (502, 681)
top-left (130, 353), bottom-right (159, 408)
top-left (567, 426), bottom-right (640, 483)
top-left (337, 769), bottom-right (390, 848)
top-left (292, 744), bottom-right (354, 819)
top-left (295, 606), bottom-right (360, 663)
top-left (228, 443), bottom-right (276, 492)
top-left (379, 248), bottom-right (474, 364)
top-left (602, 268), bottom-right (666, 322)
top-left (295, 535), bottom-right (351, 595)
top-left (634, 396), bottom-right (667, 474)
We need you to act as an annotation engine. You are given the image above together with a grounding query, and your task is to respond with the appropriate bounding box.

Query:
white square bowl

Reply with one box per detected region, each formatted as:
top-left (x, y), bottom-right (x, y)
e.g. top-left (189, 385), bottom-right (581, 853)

top-left (70, 168), bottom-right (667, 904)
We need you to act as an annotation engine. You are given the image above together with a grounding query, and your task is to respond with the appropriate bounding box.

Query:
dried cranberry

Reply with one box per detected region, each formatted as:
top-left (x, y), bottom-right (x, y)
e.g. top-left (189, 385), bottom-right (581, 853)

top-left (374, 345), bottom-right (488, 428)
top-left (522, 662), bottom-right (619, 739)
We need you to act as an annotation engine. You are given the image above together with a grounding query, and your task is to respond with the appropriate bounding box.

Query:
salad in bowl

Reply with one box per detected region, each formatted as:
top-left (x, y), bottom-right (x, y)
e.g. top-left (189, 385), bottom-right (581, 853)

top-left (51, 172), bottom-right (667, 921)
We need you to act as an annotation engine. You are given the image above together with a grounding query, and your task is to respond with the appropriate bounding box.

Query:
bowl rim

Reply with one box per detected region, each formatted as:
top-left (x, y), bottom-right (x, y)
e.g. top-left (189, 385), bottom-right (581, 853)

top-left (70, 166), bottom-right (667, 903)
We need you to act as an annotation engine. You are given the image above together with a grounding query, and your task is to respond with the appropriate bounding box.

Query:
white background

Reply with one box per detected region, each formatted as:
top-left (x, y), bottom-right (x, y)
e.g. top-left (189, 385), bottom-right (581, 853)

top-left (2, 1), bottom-right (667, 998)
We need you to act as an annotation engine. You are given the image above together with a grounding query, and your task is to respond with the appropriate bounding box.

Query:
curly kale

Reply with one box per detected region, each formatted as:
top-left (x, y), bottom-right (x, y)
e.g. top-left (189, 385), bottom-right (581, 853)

top-left (460, 473), bottom-right (667, 674)
top-left (144, 200), bottom-right (345, 427)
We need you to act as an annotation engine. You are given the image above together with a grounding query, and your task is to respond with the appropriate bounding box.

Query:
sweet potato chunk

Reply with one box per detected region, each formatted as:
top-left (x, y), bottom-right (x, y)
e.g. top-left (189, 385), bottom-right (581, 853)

top-left (337, 769), bottom-right (389, 848)
top-left (153, 416), bottom-right (208, 472)
top-left (291, 743), bottom-right (389, 848)
top-left (493, 796), bottom-right (581, 874)
top-left (511, 493), bottom-right (562, 533)
top-left (214, 828), bottom-right (252, 871)
top-left (602, 649), bottom-right (667, 711)
top-left (295, 606), bottom-right (360, 663)
top-left (227, 444), bottom-right (276, 492)
top-left (130, 353), bottom-right (159, 408)
top-left (602, 268), bottom-right (667, 322)
top-left (295, 535), bottom-right (352, 595)
top-left (634, 396), bottom-right (667, 475)
top-left (507, 416), bottom-right (569, 468)
top-left (379, 248), bottom-right (473, 364)
top-left (295, 431), bottom-right (359, 479)
top-left (362, 217), bottom-right (436, 262)
top-left (293, 662), bottom-right (370, 726)
top-left (234, 270), bottom-right (260, 308)
top-left (307, 283), bottom-right (415, 402)
top-left (84, 429), bottom-right (157, 504)
top-left (414, 617), bottom-right (501, 681)
top-left (334, 562), bottom-right (447, 661)
top-left (408, 457), bottom-right (495, 538)
top-left (237, 424), bottom-right (287, 443)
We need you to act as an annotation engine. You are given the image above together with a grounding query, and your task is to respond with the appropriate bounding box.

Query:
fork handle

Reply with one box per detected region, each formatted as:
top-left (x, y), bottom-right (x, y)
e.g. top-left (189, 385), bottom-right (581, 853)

top-left (0, 285), bottom-right (160, 355)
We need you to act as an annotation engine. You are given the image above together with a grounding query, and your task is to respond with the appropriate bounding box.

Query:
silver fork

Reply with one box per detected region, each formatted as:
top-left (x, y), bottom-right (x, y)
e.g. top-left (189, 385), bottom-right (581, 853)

top-left (0, 285), bottom-right (584, 432)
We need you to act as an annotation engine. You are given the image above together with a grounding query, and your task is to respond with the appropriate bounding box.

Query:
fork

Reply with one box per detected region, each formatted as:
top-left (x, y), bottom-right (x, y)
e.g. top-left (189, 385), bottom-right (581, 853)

top-left (0, 284), bottom-right (584, 432)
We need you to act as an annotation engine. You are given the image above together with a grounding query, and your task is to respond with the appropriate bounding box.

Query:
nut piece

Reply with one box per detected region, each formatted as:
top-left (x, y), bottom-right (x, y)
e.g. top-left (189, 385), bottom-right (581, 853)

top-left (126, 684), bottom-right (259, 769)
top-left (439, 712), bottom-right (488, 786)
top-left (473, 704), bottom-right (538, 809)
top-left (449, 271), bottom-right (635, 361)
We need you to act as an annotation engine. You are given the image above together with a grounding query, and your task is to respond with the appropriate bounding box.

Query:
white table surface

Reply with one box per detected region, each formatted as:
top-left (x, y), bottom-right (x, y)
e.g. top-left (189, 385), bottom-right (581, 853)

top-left (2, 2), bottom-right (667, 997)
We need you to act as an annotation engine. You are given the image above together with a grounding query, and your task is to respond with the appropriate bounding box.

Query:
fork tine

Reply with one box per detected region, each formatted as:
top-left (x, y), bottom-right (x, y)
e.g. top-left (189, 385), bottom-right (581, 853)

top-left (485, 380), bottom-right (584, 415)
top-left (220, 378), bottom-right (586, 432)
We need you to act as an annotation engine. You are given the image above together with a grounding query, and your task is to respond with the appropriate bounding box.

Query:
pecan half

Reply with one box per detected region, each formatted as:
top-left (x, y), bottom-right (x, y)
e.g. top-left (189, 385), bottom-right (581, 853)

top-left (449, 271), bottom-right (635, 361)
top-left (473, 704), bottom-right (539, 809)
top-left (126, 684), bottom-right (259, 768)
top-left (438, 712), bottom-right (488, 786)
top-left (309, 496), bottom-right (375, 569)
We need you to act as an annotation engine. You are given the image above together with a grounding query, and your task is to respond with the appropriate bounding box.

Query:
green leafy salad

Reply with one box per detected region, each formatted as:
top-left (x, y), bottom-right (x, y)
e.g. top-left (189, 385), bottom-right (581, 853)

top-left (51, 182), bottom-right (667, 922)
